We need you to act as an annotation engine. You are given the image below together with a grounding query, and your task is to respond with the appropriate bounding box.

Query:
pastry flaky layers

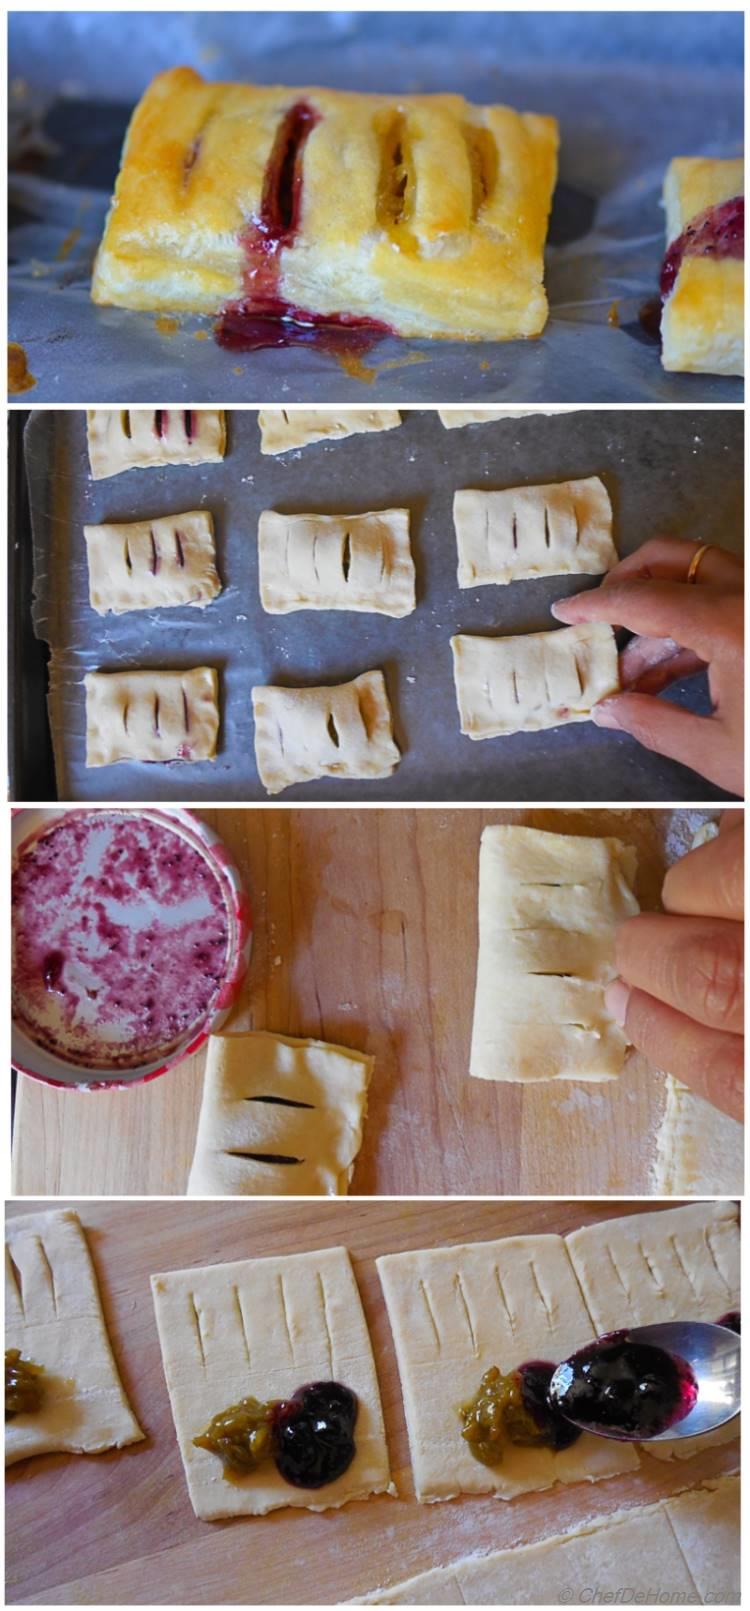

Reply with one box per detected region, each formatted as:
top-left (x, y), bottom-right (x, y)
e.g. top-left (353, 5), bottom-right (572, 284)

top-left (661, 156), bottom-right (744, 376)
top-left (91, 68), bottom-right (559, 340)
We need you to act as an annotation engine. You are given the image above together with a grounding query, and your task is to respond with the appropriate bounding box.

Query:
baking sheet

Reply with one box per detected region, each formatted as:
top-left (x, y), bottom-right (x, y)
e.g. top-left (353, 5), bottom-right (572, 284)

top-left (25, 406), bottom-right (743, 804)
top-left (8, 11), bottom-right (744, 405)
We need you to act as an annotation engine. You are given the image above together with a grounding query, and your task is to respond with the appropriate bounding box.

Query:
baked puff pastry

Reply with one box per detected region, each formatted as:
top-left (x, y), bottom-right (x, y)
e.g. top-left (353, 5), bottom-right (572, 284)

top-left (258, 509), bottom-right (415, 616)
top-left (252, 670), bottom-right (399, 794)
top-left (84, 511), bottom-right (221, 614)
top-left (85, 667), bottom-right (219, 766)
top-left (454, 476), bottom-right (616, 587)
top-left (91, 68), bottom-right (559, 341)
top-left (661, 157), bottom-right (744, 375)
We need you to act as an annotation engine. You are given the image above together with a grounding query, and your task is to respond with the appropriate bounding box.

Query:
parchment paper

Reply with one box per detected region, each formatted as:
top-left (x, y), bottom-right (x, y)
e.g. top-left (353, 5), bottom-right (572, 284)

top-left (8, 12), bottom-right (744, 404)
top-left (25, 406), bottom-right (743, 803)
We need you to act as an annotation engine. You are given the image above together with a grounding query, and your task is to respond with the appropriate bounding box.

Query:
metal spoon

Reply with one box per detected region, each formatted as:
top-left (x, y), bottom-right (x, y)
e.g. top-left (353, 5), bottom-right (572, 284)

top-left (549, 1321), bottom-right (740, 1441)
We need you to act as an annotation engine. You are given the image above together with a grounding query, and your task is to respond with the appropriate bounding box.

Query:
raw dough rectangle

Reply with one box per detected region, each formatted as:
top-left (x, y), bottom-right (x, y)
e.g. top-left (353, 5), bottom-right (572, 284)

top-left (355, 1480), bottom-right (739, 1604)
top-left (258, 509), bottom-right (415, 616)
top-left (187, 1030), bottom-right (374, 1196)
top-left (451, 622), bottom-right (619, 738)
top-left (566, 1202), bottom-right (740, 1463)
top-left (470, 825), bottom-right (639, 1082)
top-left (84, 511), bottom-right (221, 614)
top-left (652, 1073), bottom-right (744, 1195)
top-left (5, 1207), bottom-right (143, 1465)
top-left (85, 666), bottom-right (219, 766)
top-left (438, 408), bottom-right (574, 427)
top-left (453, 476), bottom-right (616, 587)
top-left (87, 409), bottom-right (226, 478)
top-left (252, 669), bottom-right (400, 795)
top-left (151, 1244), bottom-right (393, 1520)
top-left (376, 1234), bottom-right (638, 1504)
top-left (258, 410), bottom-right (402, 454)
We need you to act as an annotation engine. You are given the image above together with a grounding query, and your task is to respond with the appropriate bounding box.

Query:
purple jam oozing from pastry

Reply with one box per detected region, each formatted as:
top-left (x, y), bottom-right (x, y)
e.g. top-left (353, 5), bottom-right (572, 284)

top-left (550, 1330), bottom-right (698, 1440)
top-left (516, 1361), bottom-right (582, 1451)
top-left (660, 196), bottom-right (744, 300)
top-left (215, 100), bottom-right (393, 354)
top-left (271, 1382), bottom-right (358, 1488)
top-left (12, 812), bottom-right (230, 1069)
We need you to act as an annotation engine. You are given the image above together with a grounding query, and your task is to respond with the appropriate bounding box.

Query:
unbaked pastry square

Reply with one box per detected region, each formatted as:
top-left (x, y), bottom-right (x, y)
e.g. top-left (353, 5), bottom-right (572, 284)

top-left (252, 670), bottom-right (400, 795)
top-left (451, 622), bottom-right (619, 738)
top-left (566, 1202), bottom-right (740, 1464)
top-left (438, 408), bottom-right (575, 427)
top-left (377, 1234), bottom-right (638, 1503)
top-left (661, 156), bottom-right (744, 376)
top-left (453, 476), bottom-right (616, 588)
top-left (258, 509), bottom-right (415, 616)
top-left (87, 409), bottom-right (226, 479)
top-left (151, 1244), bottom-right (394, 1519)
top-left (651, 1073), bottom-right (744, 1195)
top-left (187, 1030), bottom-right (374, 1196)
top-left (85, 667), bottom-right (219, 766)
top-left (84, 511), bottom-right (221, 614)
top-left (91, 69), bottom-right (559, 341)
top-left (259, 410), bottom-right (402, 454)
top-left (470, 825), bottom-right (639, 1082)
top-left (6, 1207), bottom-right (144, 1465)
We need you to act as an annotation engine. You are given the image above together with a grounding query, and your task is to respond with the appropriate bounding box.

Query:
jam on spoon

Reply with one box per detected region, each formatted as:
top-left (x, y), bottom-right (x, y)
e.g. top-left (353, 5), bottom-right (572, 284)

top-left (5, 1348), bottom-right (45, 1418)
top-left (550, 1330), bottom-right (698, 1440)
top-left (193, 1379), bottom-right (358, 1487)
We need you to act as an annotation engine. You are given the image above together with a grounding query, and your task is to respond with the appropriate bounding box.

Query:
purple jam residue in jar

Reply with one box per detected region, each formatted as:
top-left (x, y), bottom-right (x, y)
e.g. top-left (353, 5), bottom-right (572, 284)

top-left (12, 812), bottom-right (231, 1069)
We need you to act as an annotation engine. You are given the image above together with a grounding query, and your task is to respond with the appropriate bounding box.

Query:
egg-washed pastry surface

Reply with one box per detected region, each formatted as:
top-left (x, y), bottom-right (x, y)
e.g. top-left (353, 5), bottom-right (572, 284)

top-left (660, 156), bottom-right (744, 376)
top-left (258, 509), bottom-right (415, 616)
top-left (187, 1031), bottom-right (373, 1195)
top-left (91, 68), bottom-right (559, 341)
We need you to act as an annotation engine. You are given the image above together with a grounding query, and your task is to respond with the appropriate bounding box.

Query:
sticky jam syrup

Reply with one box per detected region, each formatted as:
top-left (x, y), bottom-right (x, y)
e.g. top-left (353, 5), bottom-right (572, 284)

top-left (12, 812), bottom-right (230, 1070)
top-left (216, 101), bottom-right (392, 355)
top-left (271, 1382), bottom-right (358, 1487)
top-left (551, 1330), bottom-right (698, 1440)
top-left (660, 195), bottom-right (744, 299)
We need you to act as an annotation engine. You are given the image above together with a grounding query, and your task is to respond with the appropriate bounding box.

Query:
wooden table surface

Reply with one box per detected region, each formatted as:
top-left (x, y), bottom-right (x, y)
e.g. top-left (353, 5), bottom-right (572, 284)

top-left (6, 1198), bottom-right (740, 1606)
top-left (12, 806), bottom-right (724, 1198)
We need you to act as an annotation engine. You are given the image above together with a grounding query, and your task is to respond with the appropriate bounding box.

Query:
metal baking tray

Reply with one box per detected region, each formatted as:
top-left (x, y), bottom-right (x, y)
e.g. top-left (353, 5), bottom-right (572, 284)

top-left (11, 405), bottom-right (743, 803)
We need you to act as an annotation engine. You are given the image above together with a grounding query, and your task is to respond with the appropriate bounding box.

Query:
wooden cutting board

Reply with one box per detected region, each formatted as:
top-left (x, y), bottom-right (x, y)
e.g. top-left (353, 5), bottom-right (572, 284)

top-left (6, 1198), bottom-right (739, 1606)
top-left (12, 806), bottom-right (723, 1197)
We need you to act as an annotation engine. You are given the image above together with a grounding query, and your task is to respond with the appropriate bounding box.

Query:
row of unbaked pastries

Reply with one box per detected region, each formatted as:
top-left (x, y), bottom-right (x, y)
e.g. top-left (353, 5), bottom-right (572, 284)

top-left (6, 1202), bottom-right (739, 1570)
top-left (88, 69), bottom-right (743, 375)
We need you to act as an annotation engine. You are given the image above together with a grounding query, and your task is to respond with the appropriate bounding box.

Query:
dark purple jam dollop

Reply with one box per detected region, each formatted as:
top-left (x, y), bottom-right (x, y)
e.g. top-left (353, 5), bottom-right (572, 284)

top-left (517, 1360), bottom-right (582, 1451)
top-left (550, 1331), bottom-right (697, 1440)
top-left (271, 1381), bottom-right (358, 1488)
top-left (717, 1311), bottom-right (741, 1335)
top-left (660, 195), bottom-right (744, 299)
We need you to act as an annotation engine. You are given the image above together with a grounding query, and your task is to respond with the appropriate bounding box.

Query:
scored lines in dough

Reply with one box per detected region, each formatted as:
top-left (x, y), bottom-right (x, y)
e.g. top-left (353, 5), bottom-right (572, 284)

top-left (84, 666), bottom-right (219, 766)
top-left (186, 1030), bottom-right (374, 1196)
top-left (84, 511), bottom-right (221, 614)
top-left (470, 825), bottom-right (639, 1083)
top-left (86, 409), bottom-right (226, 479)
top-left (150, 1244), bottom-right (394, 1520)
top-left (258, 509), bottom-right (415, 616)
top-left (453, 476), bottom-right (616, 587)
top-left (258, 409), bottom-right (402, 454)
top-left (252, 669), bottom-right (399, 795)
top-left (451, 621), bottom-right (619, 738)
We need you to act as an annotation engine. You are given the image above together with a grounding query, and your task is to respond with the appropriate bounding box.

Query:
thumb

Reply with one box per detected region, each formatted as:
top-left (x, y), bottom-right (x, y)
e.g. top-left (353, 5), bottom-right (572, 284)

top-left (592, 693), bottom-right (722, 779)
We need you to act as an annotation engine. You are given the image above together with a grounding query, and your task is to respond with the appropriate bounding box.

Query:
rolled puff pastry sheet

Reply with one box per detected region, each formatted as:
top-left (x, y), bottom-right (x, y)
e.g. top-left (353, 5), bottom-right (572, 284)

top-left (354, 1477), bottom-right (740, 1604)
top-left (84, 511), bottom-right (221, 614)
top-left (651, 1073), bottom-right (744, 1195)
top-left (376, 1234), bottom-right (638, 1503)
top-left (470, 825), bottom-right (639, 1082)
top-left (258, 509), bottom-right (416, 616)
top-left (451, 622), bottom-right (619, 739)
top-left (6, 1207), bottom-right (144, 1465)
top-left (453, 476), bottom-right (616, 587)
top-left (150, 1245), bottom-right (395, 1519)
top-left (661, 157), bottom-right (744, 377)
top-left (259, 409), bottom-right (402, 454)
top-left (187, 1030), bottom-right (374, 1195)
top-left (252, 669), bottom-right (400, 795)
top-left (85, 667), bottom-right (220, 766)
top-left (86, 409), bottom-right (226, 478)
top-left (566, 1201), bottom-right (740, 1464)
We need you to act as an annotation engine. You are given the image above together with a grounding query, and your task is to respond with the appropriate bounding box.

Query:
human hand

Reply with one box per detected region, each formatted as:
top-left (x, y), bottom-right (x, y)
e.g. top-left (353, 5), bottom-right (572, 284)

top-left (605, 814), bottom-right (744, 1121)
top-left (551, 537), bottom-right (744, 794)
